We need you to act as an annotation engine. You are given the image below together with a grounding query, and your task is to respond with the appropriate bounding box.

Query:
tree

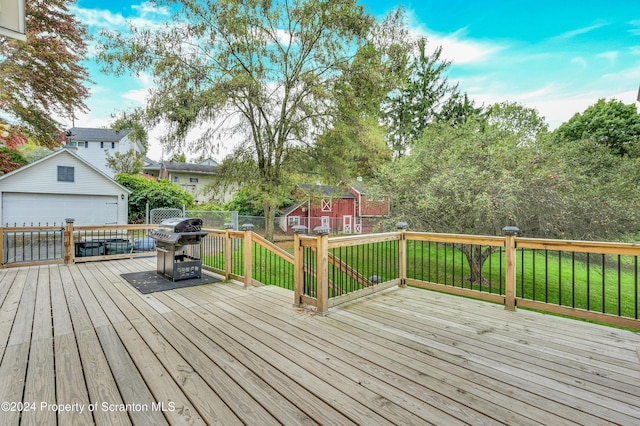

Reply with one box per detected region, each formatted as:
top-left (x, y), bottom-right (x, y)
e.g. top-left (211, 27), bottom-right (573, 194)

top-left (99, 0), bottom-right (372, 240)
top-left (111, 110), bottom-right (149, 154)
top-left (106, 149), bottom-right (144, 175)
top-left (169, 153), bottom-right (186, 163)
top-left (554, 99), bottom-right (640, 156)
top-left (311, 9), bottom-right (409, 181)
top-left (379, 105), bottom-right (567, 284)
top-left (382, 36), bottom-right (461, 156)
top-left (0, 146), bottom-right (28, 174)
top-left (0, 0), bottom-right (91, 147)
top-left (115, 174), bottom-right (194, 223)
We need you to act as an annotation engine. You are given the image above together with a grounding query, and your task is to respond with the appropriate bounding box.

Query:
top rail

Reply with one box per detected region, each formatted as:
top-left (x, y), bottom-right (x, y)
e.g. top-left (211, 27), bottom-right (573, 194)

top-left (517, 237), bottom-right (640, 256)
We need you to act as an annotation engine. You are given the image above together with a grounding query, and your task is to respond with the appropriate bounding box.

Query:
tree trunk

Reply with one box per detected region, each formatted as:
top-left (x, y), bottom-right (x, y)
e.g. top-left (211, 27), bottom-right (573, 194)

top-left (457, 244), bottom-right (499, 286)
top-left (263, 200), bottom-right (276, 242)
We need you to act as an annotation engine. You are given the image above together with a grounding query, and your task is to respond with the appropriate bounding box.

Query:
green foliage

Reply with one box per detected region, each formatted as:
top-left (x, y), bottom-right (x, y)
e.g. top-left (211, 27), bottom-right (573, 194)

top-left (379, 105), bottom-right (567, 237)
top-left (381, 100), bottom-right (640, 242)
top-left (111, 109), bottom-right (149, 153)
top-left (169, 153), bottom-right (186, 163)
top-left (382, 36), bottom-right (464, 156)
top-left (0, 146), bottom-right (28, 174)
top-left (555, 99), bottom-right (640, 156)
top-left (106, 149), bottom-right (144, 175)
top-left (115, 174), bottom-right (194, 223)
top-left (17, 141), bottom-right (51, 163)
top-left (99, 0), bottom-right (373, 240)
top-left (0, 0), bottom-right (91, 146)
top-left (545, 137), bottom-right (640, 240)
top-left (224, 185), bottom-right (291, 217)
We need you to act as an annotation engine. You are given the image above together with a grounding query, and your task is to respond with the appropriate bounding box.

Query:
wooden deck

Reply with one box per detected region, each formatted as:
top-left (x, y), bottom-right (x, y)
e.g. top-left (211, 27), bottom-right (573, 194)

top-left (0, 258), bottom-right (639, 425)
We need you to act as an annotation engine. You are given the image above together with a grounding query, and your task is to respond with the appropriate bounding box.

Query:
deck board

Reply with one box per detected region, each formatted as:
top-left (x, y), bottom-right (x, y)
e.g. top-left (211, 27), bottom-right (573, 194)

top-left (0, 258), bottom-right (639, 425)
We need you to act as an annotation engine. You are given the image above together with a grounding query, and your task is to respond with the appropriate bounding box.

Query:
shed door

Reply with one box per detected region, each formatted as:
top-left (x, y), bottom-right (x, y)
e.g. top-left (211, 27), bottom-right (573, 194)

top-left (2, 193), bottom-right (118, 226)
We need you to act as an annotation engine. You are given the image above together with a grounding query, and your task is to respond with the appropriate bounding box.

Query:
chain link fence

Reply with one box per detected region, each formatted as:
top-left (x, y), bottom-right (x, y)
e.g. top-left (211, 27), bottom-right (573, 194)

top-left (149, 207), bottom-right (239, 230)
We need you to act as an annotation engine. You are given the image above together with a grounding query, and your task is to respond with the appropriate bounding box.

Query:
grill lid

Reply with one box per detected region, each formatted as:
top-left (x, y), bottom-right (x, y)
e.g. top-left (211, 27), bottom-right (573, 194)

top-left (150, 217), bottom-right (208, 244)
top-left (156, 217), bottom-right (203, 233)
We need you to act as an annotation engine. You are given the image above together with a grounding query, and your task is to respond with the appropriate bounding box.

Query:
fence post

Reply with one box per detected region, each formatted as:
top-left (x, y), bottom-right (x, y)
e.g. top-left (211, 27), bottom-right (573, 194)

top-left (503, 226), bottom-right (519, 311)
top-left (292, 225), bottom-right (307, 307)
top-left (314, 226), bottom-right (330, 314)
top-left (242, 224), bottom-right (254, 288)
top-left (64, 218), bottom-right (75, 264)
top-left (396, 222), bottom-right (408, 288)
top-left (224, 223), bottom-right (233, 280)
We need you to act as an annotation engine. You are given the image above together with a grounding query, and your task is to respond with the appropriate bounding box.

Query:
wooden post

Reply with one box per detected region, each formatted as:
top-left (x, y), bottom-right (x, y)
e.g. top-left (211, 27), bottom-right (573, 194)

top-left (64, 218), bottom-right (75, 264)
top-left (292, 225), bottom-right (307, 307)
top-left (242, 224), bottom-right (254, 288)
top-left (503, 226), bottom-right (519, 311)
top-left (314, 226), bottom-right (330, 315)
top-left (396, 222), bottom-right (408, 288)
top-left (224, 223), bottom-right (233, 281)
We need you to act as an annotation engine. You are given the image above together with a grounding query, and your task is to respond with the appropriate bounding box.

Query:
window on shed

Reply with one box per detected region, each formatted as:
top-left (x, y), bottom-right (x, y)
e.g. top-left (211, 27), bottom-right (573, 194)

top-left (57, 166), bottom-right (74, 182)
top-left (321, 198), bottom-right (332, 212)
top-left (190, 177), bottom-right (199, 183)
top-left (288, 216), bottom-right (300, 226)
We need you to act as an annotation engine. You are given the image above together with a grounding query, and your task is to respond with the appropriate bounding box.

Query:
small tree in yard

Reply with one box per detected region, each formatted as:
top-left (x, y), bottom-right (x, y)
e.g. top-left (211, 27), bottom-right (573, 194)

top-left (116, 174), bottom-right (194, 223)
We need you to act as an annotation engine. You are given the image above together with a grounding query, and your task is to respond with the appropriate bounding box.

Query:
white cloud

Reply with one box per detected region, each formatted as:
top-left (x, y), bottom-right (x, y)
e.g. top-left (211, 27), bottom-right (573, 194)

top-left (122, 88), bottom-right (149, 104)
top-left (429, 29), bottom-right (505, 64)
top-left (597, 51), bottom-right (619, 62)
top-left (571, 56), bottom-right (588, 68)
top-left (131, 2), bottom-right (171, 18)
top-left (553, 23), bottom-right (607, 40)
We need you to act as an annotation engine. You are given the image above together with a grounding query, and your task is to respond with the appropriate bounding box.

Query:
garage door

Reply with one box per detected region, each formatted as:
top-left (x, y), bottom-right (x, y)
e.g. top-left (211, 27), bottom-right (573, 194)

top-left (2, 193), bottom-right (119, 226)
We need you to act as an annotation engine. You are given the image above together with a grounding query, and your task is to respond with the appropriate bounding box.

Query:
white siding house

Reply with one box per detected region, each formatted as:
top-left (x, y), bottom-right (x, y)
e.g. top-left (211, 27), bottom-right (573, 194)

top-left (0, 149), bottom-right (131, 226)
top-left (66, 127), bottom-right (144, 178)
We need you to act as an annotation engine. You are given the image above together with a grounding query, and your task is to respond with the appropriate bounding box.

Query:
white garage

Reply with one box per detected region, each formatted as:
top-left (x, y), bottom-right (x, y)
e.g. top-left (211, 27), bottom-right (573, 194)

top-left (0, 149), bottom-right (130, 227)
top-left (2, 193), bottom-right (119, 227)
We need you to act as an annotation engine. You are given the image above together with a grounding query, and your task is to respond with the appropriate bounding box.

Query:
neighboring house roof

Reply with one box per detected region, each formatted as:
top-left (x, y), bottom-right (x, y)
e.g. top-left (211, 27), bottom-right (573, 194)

top-left (143, 156), bottom-right (161, 170)
top-left (0, 148), bottom-right (131, 194)
top-left (68, 127), bottom-right (132, 142)
top-left (162, 161), bottom-right (218, 174)
top-left (198, 158), bottom-right (219, 166)
top-left (299, 184), bottom-right (355, 199)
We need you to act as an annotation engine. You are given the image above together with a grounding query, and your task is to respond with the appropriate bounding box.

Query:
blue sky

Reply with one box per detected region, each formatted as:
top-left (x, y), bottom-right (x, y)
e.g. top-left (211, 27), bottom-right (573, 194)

top-left (70, 0), bottom-right (640, 160)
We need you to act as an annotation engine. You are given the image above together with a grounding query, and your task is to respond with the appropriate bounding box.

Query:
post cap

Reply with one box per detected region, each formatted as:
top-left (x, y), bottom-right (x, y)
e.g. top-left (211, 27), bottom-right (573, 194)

top-left (313, 225), bottom-right (330, 236)
top-left (65, 218), bottom-right (75, 223)
top-left (395, 222), bottom-right (408, 230)
top-left (502, 226), bottom-right (520, 236)
top-left (224, 222), bottom-right (234, 229)
top-left (292, 225), bottom-right (307, 234)
top-left (241, 223), bottom-right (255, 231)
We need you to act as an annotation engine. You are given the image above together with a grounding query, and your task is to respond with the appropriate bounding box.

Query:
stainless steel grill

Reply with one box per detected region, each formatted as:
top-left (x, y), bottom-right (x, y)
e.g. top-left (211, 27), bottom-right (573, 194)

top-left (149, 218), bottom-right (208, 281)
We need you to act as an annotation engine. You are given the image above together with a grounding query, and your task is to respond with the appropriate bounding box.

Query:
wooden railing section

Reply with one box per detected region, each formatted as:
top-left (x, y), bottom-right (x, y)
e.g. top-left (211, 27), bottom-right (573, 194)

top-left (2, 221), bottom-right (639, 329)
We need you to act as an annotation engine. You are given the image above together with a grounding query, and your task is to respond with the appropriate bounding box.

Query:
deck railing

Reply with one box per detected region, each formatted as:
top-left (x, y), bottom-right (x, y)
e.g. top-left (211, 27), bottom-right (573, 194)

top-left (2, 220), bottom-right (639, 329)
top-left (1, 220), bottom-right (157, 267)
top-left (293, 225), bottom-right (640, 329)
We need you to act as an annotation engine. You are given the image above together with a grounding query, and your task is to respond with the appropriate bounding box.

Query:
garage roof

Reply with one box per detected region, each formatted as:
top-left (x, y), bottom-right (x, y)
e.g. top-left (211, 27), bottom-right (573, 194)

top-left (0, 148), bottom-right (131, 194)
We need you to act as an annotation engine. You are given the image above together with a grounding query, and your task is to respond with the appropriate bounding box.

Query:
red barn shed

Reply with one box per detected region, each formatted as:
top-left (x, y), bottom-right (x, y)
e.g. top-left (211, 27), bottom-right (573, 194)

top-left (279, 180), bottom-right (390, 234)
